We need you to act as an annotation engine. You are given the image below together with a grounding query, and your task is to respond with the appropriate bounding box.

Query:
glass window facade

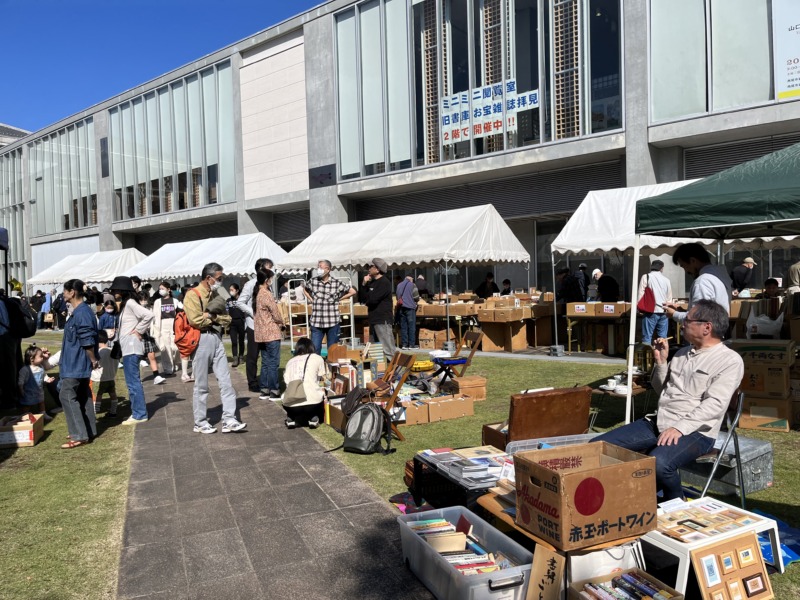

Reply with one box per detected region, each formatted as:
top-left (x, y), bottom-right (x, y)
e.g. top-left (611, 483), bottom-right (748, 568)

top-left (650, 0), bottom-right (772, 122)
top-left (28, 118), bottom-right (98, 236)
top-left (108, 60), bottom-right (234, 220)
top-left (335, 0), bottom-right (621, 179)
top-left (0, 149), bottom-right (27, 283)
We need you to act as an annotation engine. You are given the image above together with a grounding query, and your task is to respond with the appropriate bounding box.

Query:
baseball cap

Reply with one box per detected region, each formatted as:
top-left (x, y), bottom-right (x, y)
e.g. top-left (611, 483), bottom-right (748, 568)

top-left (578, 263), bottom-right (587, 268)
top-left (743, 257), bottom-right (757, 265)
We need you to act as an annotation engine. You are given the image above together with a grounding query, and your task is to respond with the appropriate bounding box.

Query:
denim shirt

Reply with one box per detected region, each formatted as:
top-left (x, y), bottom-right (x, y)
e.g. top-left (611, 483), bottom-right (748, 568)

top-left (60, 302), bottom-right (98, 379)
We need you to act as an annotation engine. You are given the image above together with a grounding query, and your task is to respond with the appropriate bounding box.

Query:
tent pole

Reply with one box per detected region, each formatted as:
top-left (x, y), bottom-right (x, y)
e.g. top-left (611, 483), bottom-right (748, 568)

top-left (527, 261), bottom-right (530, 291)
top-left (625, 237), bottom-right (642, 425)
top-left (551, 253), bottom-right (558, 348)
top-left (445, 260), bottom-right (452, 345)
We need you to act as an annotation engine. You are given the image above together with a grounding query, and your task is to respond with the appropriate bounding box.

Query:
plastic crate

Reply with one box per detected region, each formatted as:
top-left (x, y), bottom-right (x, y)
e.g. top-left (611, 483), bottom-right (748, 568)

top-left (505, 432), bottom-right (600, 455)
top-left (398, 506), bottom-right (533, 600)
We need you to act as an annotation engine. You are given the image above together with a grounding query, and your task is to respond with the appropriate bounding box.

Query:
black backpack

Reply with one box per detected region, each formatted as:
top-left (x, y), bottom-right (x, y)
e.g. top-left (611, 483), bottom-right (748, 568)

top-left (342, 403), bottom-right (395, 455)
top-left (341, 386), bottom-right (370, 417)
top-left (1, 298), bottom-right (37, 338)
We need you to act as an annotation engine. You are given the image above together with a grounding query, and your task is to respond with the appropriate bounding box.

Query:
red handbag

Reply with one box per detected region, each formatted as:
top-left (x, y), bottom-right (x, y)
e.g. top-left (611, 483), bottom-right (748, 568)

top-left (637, 275), bottom-right (656, 314)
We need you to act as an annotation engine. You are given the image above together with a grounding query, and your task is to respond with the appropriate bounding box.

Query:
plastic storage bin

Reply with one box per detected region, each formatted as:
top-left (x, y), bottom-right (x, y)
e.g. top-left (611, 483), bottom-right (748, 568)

top-left (398, 506), bottom-right (533, 600)
top-left (505, 432), bottom-right (599, 455)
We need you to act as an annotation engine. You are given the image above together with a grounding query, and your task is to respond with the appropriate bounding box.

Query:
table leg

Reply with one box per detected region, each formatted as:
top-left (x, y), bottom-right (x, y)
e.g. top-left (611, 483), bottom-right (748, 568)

top-left (673, 549), bottom-right (692, 594)
top-left (411, 456), bottom-right (423, 506)
top-left (765, 523), bottom-right (785, 573)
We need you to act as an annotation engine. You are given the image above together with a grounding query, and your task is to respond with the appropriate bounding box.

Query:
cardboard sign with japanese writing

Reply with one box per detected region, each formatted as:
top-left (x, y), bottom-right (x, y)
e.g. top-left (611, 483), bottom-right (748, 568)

top-left (514, 442), bottom-right (657, 551)
top-left (728, 340), bottom-right (797, 367)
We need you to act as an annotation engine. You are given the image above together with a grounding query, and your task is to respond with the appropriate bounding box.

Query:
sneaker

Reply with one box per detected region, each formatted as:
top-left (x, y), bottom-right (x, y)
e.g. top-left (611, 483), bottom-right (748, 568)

top-left (285, 418), bottom-right (296, 429)
top-left (122, 416), bottom-right (148, 425)
top-left (308, 416), bottom-right (320, 429)
top-left (258, 393), bottom-right (271, 401)
top-left (221, 420), bottom-right (246, 433)
top-left (140, 360), bottom-right (149, 368)
top-left (260, 388), bottom-right (270, 397)
top-left (193, 423), bottom-right (217, 434)
top-left (181, 375), bottom-right (194, 383)
top-left (101, 412), bottom-right (118, 420)
top-left (153, 375), bottom-right (166, 385)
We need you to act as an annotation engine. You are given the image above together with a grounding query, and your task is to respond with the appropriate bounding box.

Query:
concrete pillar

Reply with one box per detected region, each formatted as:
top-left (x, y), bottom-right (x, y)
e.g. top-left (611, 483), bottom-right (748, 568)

top-left (653, 147), bottom-right (683, 183)
top-left (623, 0), bottom-right (656, 187)
top-left (304, 16), bottom-right (349, 230)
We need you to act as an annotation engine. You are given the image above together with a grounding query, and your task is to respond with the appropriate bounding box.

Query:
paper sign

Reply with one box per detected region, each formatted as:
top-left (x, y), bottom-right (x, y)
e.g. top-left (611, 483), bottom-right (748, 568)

top-left (527, 545), bottom-right (565, 600)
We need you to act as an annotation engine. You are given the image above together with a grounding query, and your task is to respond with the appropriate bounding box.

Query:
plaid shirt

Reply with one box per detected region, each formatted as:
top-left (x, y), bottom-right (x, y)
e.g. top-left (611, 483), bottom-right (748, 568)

top-left (307, 276), bottom-right (350, 328)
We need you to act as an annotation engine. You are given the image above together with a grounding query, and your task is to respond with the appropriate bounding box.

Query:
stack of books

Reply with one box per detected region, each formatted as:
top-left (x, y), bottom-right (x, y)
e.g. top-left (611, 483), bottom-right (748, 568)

top-left (576, 572), bottom-right (675, 600)
top-left (408, 516), bottom-right (518, 576)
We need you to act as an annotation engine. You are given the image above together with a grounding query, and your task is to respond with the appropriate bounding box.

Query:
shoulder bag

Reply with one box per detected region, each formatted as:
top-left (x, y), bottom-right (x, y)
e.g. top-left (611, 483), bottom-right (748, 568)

top-left (637, 274), bottom-right (656, 314)
top-left (283, 355), bottom-right (311, 407)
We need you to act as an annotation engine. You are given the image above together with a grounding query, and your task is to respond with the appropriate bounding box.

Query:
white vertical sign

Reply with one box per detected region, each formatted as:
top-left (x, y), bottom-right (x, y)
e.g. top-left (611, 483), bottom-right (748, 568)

top-left (773, 0), bottom-right (800, 101)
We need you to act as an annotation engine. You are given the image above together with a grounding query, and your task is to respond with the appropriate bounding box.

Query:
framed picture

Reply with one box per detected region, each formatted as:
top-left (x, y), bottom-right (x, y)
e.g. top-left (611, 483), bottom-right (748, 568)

top-left (720, 551), bottom-right (737, 574)
top-left (737, 545), bottom-right (756, 568)
top-left (728, 580), bottom-right (744, 600)
top-left (712, 590), bottom-right (729, 600)
top-left (671, 526), bottom-right (693, 536)
top-left (721, 509), bottom-right (746, 521)
top-left (683, 531), bottom-right (710, 543)
top-left (700, 554), bottom-right (722, 587)
top-left (737, 516), bottom-right (760, 526)
top-left (678, 518), bottom-right (707, 531)
top-left (742, 573), bottom-right (766, 597)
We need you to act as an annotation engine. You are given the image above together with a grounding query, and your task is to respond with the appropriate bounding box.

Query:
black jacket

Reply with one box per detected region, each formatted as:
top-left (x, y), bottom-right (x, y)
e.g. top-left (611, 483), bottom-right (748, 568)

top-left (359, 276), bottom-right (393, 325)
top-left (730, 264), bottom-right (754, 293)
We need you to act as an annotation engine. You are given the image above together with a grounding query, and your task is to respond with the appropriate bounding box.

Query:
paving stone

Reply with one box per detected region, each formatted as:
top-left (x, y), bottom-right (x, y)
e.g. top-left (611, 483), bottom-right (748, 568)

top-left (174, 471), bottom-right (224, 503)
top-left (239, 519), bottom-right (312, 573)
top-left (296, 453), bottom-right (353, 481)
top-left (217, 465), bottom-right (268, 494)
top-left (129, 458), bottom-right (174, 483)
top-left (318, 475), bottom-right (382, 508)
top-left (187, 573), bottom-right (264, 600)
top-left (117, 539), bottom-right (187, 598)
top-left (127, 478), bottom-right (176, 510)
top-left (177, 495), bottom-right (236, 537)
top-left (123, 505), bottom-right (180, 547)
top-left (171, 449), bottom-right (216, 476)
top-left (134, 427), bottom-right (170, 444)
top-left (227, 487), bottom-right (285, 525)
top-left (247, 444), bottom-right (291, 465)
top-left (182, 528), bottom-right (252, 584)
top-left (259, 459), bottom-right (312, 487)
top-left (292, 509), bottom-right (360, 557)
top-left (274, 481), bottom-right (336, 517)
top-left (210, 448), bottom-right (255, 471)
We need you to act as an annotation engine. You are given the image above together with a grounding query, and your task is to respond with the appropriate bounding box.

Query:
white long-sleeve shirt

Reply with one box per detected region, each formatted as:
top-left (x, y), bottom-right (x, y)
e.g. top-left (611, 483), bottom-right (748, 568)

top-left (638, 271), bottom-right (672, 314)
top-left (673, 264), bottom-right (732, 323)
top-left (236, 277), bottom-right (257, 330)
top-left (118, 301), bottom-right (155, 357)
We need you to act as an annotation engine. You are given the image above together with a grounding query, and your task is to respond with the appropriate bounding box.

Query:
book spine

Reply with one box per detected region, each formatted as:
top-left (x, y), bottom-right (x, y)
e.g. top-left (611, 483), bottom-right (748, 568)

top-left (625, 573), bottom-right (673, 600)
top-left (610, 577), bottom-right (646, 600)
top-left (620, 574), bottom-right (658, 600)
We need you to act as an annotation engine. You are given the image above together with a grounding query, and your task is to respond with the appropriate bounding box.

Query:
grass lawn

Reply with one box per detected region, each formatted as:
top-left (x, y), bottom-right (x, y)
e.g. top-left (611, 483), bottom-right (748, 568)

top-left (1, 335), bottom-right (799, 598)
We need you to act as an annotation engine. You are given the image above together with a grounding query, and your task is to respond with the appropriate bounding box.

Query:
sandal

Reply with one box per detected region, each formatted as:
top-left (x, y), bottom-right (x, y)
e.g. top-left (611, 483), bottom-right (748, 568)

top-left (61, 440), bottom-right (88, 449)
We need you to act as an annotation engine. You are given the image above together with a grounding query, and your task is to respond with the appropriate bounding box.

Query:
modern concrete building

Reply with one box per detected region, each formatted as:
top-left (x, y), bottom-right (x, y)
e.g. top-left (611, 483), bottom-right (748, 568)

top-left (2, 0), bottom-right (800, 292)
top-left (0, 123), bottom-right (29, 149)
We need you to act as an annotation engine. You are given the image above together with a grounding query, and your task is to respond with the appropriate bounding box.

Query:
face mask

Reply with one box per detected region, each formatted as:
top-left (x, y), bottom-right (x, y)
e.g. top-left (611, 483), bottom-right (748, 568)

top-left (210, 281), bottom-right (222, 292)
top-left (105, 308), bottom-right (114, 313)
top-left (316, 268), bottom-right (326, 277)
top-left (159, 288), bottom-right (168, 297)
top-left (140, 301), bottom-right (148, 306)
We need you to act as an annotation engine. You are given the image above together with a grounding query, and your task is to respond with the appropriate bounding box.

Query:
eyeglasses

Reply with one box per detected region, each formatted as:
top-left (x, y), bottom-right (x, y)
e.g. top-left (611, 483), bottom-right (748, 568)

top-left (683, 318), bottom-right (710, 324)
top-left (208, 275), bottom-right (224, 283)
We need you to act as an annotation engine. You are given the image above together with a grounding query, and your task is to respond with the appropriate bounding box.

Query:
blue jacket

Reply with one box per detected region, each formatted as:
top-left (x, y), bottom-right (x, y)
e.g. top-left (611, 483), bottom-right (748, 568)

top-left (98, 312), bottom-right (118, 330)
top-left (60, 303), bottom-right (98, 379)
top-left (396, 279), bottom-right (419, 310)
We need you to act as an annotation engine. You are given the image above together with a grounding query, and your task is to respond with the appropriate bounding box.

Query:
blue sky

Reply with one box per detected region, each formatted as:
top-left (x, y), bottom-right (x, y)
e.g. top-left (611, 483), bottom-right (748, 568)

top-left (1, 0), bottom-right (322, 133)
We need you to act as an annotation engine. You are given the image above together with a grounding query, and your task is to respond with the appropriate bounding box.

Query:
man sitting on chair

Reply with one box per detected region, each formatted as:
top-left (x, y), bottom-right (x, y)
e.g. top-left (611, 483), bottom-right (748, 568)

top-left (594, 300), bottom-right (743, 501)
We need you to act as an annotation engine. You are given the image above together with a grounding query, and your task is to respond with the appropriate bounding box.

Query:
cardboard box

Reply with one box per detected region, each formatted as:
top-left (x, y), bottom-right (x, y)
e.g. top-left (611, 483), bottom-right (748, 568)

top-left (567, 568), bottom-right (684, 600)
top-left (494, 308), bottom-right (524, 322)
top-left (594, 302), bottom-right (631, 318)
top-left (567, 302), bottom-right (595, 317)
top-left (0, 414), bottom-right (45, 449)
top-left (741, 364), bottom-right (791, 398)
top-left (740, 397), bottom-right (792, 432)
top-left (480, 322), bottom-right (527, 352)
top-left (427, 395), bottom-right (474, 422)
top-left (401, 400), bottom-right (430, 426)
top-left (514, 442), bottom-right (657, 551)
top-left (530, 303), bottom-right (554, 318)
top-left (447, 303), bottom-right (477, 316)
top-left (729, 340), bottom-right (797, 366)
top-left (486, 297), bottom-right (516, 307)
top-left (451, 375), bottom-right (487, 401)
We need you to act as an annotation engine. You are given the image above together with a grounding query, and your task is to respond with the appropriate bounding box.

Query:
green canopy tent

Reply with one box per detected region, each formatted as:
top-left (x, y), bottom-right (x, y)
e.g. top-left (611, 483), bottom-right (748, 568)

top-left (615, 142), bottom-right (800, 423)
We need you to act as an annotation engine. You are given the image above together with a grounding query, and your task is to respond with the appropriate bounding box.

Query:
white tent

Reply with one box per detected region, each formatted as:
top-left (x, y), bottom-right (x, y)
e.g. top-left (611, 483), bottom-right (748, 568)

top-left (126, 233), bottom-right (288, 281)
top-left (28, 248), bottom-right (147, 288)
top-left (281, 204), bottom-right (530, 270)
top-left (551, 181), bottom-right (702, 256)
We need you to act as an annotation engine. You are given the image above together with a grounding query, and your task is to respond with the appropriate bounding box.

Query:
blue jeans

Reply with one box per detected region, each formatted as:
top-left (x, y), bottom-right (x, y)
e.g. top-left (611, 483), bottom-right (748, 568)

top-left (593, 418), bottom-right (714, 501)
top-left (398, 307), bottom-right (416, 348)
top-left (641, 313), bottom-right (668, 345)
top-left (123, 354), bottom-right (148, 420)
top-left (260, 340), bottom-right (281, 392)
top-left (311, 324), bottom-right (340, 354)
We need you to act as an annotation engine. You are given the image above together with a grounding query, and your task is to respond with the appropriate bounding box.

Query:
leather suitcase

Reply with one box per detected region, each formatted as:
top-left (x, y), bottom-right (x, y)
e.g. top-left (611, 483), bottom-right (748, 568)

top-left (481, 386), bottom-right (592, 450)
